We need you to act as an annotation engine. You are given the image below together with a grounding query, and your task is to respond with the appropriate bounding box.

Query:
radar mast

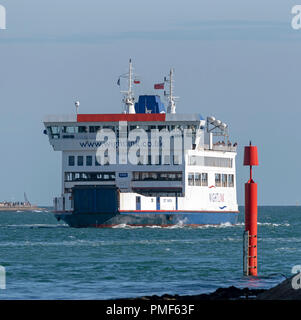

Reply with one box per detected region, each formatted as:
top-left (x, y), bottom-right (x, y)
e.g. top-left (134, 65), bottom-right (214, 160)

top-left (119, 59), bottom-right (136, 114)
top-left (165, 68), bottom-right (177, 114)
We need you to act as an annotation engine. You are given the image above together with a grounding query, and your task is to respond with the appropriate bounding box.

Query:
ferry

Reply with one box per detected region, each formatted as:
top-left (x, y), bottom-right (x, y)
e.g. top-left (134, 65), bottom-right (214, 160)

top-left (43, 60), bottom-right (239, 227)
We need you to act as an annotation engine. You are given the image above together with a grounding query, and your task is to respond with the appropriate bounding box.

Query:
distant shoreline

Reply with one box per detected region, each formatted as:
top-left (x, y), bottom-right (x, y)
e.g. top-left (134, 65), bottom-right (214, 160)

top-left (0, 206), bottom-right (48, 212)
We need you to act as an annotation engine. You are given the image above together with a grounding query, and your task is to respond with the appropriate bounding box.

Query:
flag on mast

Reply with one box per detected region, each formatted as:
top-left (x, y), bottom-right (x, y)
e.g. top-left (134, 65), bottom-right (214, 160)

top-left (154, 83), bottom-right (164, 89)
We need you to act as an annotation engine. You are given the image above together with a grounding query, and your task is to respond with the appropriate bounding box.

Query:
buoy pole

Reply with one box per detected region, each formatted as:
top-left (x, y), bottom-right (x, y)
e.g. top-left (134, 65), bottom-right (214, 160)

top-left (243, 142), bottom-right (259, 276)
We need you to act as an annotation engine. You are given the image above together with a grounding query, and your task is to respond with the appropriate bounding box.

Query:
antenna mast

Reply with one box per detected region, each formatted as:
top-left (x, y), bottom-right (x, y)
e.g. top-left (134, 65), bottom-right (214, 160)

top-left (75, 101), bottom-right (80, 114)
top-left (165, 68), bottom-right (177, 114)
top-left (24, 192), bottom-right (30, 206)
top-left (120, 59), bottom-right (136, 114)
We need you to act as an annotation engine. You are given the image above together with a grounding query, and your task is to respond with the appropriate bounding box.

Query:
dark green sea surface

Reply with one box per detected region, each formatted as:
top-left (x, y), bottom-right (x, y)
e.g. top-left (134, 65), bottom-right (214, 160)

top-left (0, 206), bottom-right (299, 299)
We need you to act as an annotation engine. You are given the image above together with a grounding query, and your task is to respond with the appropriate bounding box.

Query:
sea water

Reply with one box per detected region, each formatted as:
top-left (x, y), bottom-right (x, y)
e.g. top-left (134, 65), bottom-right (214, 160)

top-left (0, 206), bottom-right (299, 299)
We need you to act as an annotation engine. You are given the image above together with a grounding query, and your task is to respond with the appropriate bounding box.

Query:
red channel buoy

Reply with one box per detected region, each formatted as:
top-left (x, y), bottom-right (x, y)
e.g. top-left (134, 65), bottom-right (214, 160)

top-left (243, 142), bottom-right (259, 276)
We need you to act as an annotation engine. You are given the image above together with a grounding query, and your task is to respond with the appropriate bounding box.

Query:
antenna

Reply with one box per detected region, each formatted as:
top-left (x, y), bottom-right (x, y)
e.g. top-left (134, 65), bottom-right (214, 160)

top-left (165, 68), bottom-right (178, 114)
top-left (75, 101), bottom-right (80, 114)
top-left (24, 192), bottom-right (30, 206)
top-left (119, 59), bottom-right (136, 114)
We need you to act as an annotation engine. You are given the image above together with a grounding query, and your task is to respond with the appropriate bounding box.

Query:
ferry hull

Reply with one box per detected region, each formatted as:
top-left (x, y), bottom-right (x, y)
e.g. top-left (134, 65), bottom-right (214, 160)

top-left (54, 211), bottom-right (239, 228)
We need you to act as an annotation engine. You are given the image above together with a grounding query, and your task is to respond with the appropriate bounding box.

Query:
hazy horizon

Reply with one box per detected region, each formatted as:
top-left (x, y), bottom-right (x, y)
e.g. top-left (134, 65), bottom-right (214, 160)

top-left (1, 1), bottom-right (301, 206)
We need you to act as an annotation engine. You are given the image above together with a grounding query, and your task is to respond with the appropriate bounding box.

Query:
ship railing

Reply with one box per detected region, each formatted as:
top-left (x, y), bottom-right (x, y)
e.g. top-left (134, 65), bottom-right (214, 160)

top-left (204, 144), bottom-right (237, 152)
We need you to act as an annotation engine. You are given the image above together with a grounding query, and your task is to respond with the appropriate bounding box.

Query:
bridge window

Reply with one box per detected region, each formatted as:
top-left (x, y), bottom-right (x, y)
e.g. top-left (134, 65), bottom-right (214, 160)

top-left (103, 126), bottom-right (116, 132)
top-left (89, 126), bottom-right (101, 133)
top-left (78, 126), bottom-right (87, 133)
top-left (47, 126), bottom-right (60, 139)
top-left (62, 126), bottom-right (78, 134)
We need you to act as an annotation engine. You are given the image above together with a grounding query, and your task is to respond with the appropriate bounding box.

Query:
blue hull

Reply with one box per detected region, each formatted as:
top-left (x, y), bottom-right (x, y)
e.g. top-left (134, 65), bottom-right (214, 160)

top-left (55, 211), bottom-right (239, 228)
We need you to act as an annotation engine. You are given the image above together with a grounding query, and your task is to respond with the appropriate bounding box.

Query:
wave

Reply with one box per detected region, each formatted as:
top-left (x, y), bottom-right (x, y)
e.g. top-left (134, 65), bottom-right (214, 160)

top-left (230, 222), bottom-right (290, 227)
top-left (196, 222), bottom-right (235, 229)
top-left (112, 224), bottom-right (142, 229)
top-left (257, 222), bottom-right (290, 227)
top-left (3, 224), bottom-right (68, 229)
top-left (110, 221), bottom-right (238, 229)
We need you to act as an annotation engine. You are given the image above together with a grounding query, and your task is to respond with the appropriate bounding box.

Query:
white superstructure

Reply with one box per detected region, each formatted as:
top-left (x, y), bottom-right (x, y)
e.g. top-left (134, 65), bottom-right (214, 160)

top-left (43, 60), bottom-right (238, 223)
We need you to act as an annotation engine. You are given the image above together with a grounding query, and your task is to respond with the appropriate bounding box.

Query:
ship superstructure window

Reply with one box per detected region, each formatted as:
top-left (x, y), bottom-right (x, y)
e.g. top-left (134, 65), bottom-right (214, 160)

top-left (65, 172), bottom-right (115, 182)
top-left (95, 156), bottom-right (101, 166)
top-left (89, 126), bottom-right (101, 133)
top-left (215, 174), bottom-right (221, 187)
top-left (47, 126), bottom-right (60, 139)
top-left (163, 155), bottom-right (170, 165)
top-left (189, 156), bottom-right (233, 168)
top-left (188, 173), bottom-right (194, 186)
top-left (152, 155), bottom-right (162, 165)
top-left (222, 174), bottom-right (228, 187)
top-left (103, 126), bottom-right (116, 132)
top-left (78, 126), bottom-right (87, 133)
top-left (228, 174), bottom-right (234, 187)
top-left (62, 126), bottom-right (78, 134)
top-left (86, 156), bottom-right (92, 166)
top-left (77, 156), bottom-right (84, 166)
top-left (188, 172), bottom-right (208, 186)
top-left (173, 155), bottom-right (180, 165)
top-left (215, 173), bottom-right (234, 187)
top-left (133, 172), bottom-right (182, 181)
top-left (194, 173), bottom-right (201, 186)
top-left (201, 173), bottom-right (208, 186)
top-left (68, 156), bottom-right (75, 166)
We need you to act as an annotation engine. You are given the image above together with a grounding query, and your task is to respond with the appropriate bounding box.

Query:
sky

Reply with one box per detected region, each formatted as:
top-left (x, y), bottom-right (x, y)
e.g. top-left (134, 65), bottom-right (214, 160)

top-left (0, 0), bottom-right (301, 205)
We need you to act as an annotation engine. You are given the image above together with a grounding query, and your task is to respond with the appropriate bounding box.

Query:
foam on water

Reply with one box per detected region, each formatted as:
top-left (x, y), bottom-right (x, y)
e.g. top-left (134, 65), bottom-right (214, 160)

top-left (258, 222), bottom-right (290, 227)
top-left (112, 224), bottom-right (142, 229)
top-left (109, 221), bottom-right (239, 230)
